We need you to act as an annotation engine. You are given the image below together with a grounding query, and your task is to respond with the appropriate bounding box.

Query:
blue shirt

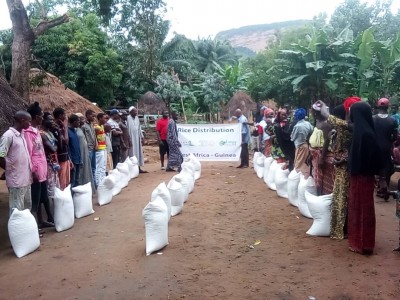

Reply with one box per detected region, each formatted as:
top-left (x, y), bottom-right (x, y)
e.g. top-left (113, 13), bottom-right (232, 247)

top-left (238, 115), bottom-right (250, 144)
top-left (68, 127), bottom-right (81, 164)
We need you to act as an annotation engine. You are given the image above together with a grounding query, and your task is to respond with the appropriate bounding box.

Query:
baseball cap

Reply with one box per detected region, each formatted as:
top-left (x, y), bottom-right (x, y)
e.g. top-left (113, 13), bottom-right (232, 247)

top-left (110, 109), bottom-right (119, 116)
top-left (377, 98), bottom-right (389, 107)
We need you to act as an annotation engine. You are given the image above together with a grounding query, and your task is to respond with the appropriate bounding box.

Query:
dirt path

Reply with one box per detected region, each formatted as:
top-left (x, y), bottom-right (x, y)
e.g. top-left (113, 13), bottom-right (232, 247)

top-left (0, 159), bottom-right (399, 300)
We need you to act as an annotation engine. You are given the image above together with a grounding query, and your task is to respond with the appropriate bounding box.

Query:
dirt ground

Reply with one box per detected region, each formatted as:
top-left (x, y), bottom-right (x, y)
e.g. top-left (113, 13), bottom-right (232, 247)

top-left (0, 147), bottom-right (399, 300)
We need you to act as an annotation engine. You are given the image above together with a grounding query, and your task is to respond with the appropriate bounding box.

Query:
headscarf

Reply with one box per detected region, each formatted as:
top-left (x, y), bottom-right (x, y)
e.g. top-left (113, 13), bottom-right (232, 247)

top-left (332, 104), bottom-right (346, 120)
top-left (264, 108), bottom-right (274, 117)
top-left (294, 108), bottom-right (306, 120)
top-left (343, 96), bottom-right (361, 112)
top-left (348, 102), bottom-right (381, 175)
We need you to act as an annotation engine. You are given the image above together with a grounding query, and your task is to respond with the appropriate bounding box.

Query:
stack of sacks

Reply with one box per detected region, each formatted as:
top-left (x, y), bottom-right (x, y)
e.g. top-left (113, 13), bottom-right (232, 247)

top-left (297, 175), bottom-right (316, 219)
top-left (287, 170), bottom-right (301, 207)
top-left (263, 157), bottom-right (274, 185)
top-left (266, 160), bottom-right (282, 191)
top-left (305, 191), bottom-right (333, 236)
top-left (129, 156), bottom-right (140, 179)
top-left (116, 162), bottom-right (130, 188)
top-left (275, 165), bottom-right (290, 198)
top-left (151, 182), bottom-right (172, 220)
top-left (54, 185), bottom-right (75, 232)
top-left (8, 209), bottom-right (40, 258)
top-left (180, 164), bottom-right (195, 194)
top-left (253, 152), bottom-right (262, 175)
top-left (167, 178), bottom-right (185, 216)
top-left (97, 175), bottom-right (115, 206)
top-left (143, 195), bottom-right (169, 255)
top-left (72, 182), bottom-right (95, 218)
top-left (187, 153), bottom-right (201, 180)
top-left (172, 174), bottom-right (190, 203)
top-left (255, 154), bottom-right (266, 178)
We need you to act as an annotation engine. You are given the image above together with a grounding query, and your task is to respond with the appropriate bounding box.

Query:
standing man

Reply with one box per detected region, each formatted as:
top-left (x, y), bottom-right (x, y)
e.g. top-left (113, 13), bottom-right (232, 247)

top-left (166, 111), bottom-right (183, 172)
top-left (156, 110), bottom-right (169, 170)
top-left (53, 107), bottom-right (70, 190)
top-left (94, 113), bottom-right (108, 186)
top-left (127, 106), bottom-right (147, 173)
top-left (68, 114), bottom-right (82, 188)
top-left (373, 98), bottom-right (398, 199)
top-left (81, 109), bottom-right (97, 181)
top-left (119, 110), bottom-right (131, 162)
top-left (234, 109), bottom-right (250, 168)
top-left (0, 111), bottom-right (32, 214)
top-left (107, 109), bottom-right (123, 168)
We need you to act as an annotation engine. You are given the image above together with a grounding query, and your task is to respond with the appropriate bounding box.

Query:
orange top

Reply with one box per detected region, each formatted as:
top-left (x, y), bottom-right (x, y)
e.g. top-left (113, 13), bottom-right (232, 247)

top-left (95, 125), bottom-right (107, 150)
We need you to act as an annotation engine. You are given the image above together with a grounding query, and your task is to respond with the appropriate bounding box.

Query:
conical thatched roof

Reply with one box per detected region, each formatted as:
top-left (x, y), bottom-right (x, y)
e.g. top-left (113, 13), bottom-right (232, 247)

top-left (221, 91), bottom-right (257, 121)
top-left (29, 69), bottom-right (103, 115)
top-left (0, 75), bottom-right (26, 136)
top-left (137, 91), bottom-right (167, 115)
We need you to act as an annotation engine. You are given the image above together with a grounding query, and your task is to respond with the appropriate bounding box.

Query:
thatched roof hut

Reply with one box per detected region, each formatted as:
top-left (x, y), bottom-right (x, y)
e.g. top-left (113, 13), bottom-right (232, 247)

top-left (0, 75), bottom-right (26, 136)
top-left (137, 91), bottom-right (167, 115)
top-left (221, 91), bottom-right (257, 121)
top-left (29, 69), bottom-right (103, 115)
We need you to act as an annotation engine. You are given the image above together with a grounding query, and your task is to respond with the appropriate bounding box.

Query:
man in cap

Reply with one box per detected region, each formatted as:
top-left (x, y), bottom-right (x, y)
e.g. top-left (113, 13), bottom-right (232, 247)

top-left (373, 97), bottom-right (398, 200)
top-left (234, 109), bottom-right (250, 168)
top-left (127, 106), bottom-right (147, 173)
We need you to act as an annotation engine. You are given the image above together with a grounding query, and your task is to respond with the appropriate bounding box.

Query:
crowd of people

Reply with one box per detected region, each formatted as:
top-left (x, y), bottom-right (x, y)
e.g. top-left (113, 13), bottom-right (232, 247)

top-left (242, 97), bottom-right (400, 255)
top-left (0, 103), bottom-right (184, 233)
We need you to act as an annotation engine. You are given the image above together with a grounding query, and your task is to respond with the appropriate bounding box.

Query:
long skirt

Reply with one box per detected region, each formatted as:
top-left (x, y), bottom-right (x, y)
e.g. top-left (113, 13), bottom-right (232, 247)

top-left (58, 160), bottom-right (71, 190)
top-left (263, 139), bottom-right (273, 157)
top-left (294, 143), bottom-right (310, 177)
top-left (348, 175), bottom-right (376, 254)
top-left (310, 148), bottom-right (335, 195)
top-left (330, 164), bottom-right (349, 239)
top-left (167, 142), bottom-right (183, 169)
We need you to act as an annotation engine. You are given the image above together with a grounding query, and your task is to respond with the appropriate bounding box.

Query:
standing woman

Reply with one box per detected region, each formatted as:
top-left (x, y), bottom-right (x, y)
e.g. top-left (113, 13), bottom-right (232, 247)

top-left (166, 111), bottom-right (183, 172)
top-left (347, 102), bottom-right (381, 254)
top-left (24, 103), bottom-right (54, 227)
top-left (40, 113), bottom-right (60, 208)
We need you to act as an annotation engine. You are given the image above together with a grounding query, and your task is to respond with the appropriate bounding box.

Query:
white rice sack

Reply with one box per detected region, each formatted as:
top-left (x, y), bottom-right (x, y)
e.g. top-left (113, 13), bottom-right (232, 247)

top-left (54, 185), bottom-right (75, 232)
top-left (188, 153), bottom-right (201, 180)
top-left (116, 162), bottom-right (130, 187)
top-left (173, 174), bottom-right (190, 202)
top-left (72, 182), bottom-right (94, 218)
top-left (256, 155), bottom-right (265, 178)
top-left (124, 157), bottom-right (135, 179)
top-left (142, 196), bottom-right (169, 255)
top-left (181, 161), bottom-right (196, 177)
top-left (275, 166), bottom-right (290, 198)
top-left (109, 170), bottom-right (122, 196)
top-left (180, 165), bottom-right (195, 193)
top-left (129, 156), bottom-right (140, 179)
top-left (253, 152), bottom-right (262, 174)
top-left (167, 178), bottom-right (184, 216)
top-left (265, 160), bottom-right (280, 190)
top-left (306, 192), bottom-right (333, 236)
top-left (151, 182), bottom-right (172, 220)
top-left (8, 209), bottom-right (40, 258)
top-left (287, 170), bottom-right (301, 207)
top-left (263, 157), bottom-right (274, 185)
top-left (297, 175), bottom-right (315, 219)
top-left (97, 175), bottom-right (115, 206)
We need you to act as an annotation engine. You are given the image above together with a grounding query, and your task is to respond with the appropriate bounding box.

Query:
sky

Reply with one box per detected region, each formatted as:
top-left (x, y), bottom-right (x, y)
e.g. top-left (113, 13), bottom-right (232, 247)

top-left (1, 0), bottom-right (400, 39)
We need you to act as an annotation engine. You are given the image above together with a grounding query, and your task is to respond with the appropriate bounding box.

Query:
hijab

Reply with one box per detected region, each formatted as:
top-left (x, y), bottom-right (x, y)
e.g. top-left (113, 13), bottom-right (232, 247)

top-left (348, 102), bottom-right (381, 175)
top-left (332, 104), bottom-right (346, 120)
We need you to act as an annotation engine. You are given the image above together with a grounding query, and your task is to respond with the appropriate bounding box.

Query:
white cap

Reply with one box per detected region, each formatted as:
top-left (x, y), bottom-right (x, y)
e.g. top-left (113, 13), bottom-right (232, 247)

top-left (129, 106), bottom-right (136, 112)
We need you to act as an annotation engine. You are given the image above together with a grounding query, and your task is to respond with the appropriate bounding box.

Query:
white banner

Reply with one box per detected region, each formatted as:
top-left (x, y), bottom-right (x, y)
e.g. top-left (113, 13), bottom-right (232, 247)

top-left (177, 123), bottom-right (242, 161)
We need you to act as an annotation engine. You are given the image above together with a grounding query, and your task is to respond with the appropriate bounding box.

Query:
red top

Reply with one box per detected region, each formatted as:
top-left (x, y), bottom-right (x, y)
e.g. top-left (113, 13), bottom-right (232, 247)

top-left (156, 117), bottom-right (169, 140)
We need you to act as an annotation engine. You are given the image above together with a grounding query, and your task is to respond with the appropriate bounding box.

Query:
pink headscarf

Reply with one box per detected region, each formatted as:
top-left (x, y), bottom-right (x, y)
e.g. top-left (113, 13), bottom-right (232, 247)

top-left (264, 108), bottom-right (274, 117)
